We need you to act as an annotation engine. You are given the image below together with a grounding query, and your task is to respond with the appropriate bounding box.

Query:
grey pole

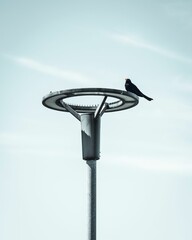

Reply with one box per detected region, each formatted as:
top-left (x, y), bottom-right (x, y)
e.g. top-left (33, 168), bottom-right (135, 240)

top-left (86, 160), bottom-right (97, 240)
top-left (81, 113), bottom-right (100, 240)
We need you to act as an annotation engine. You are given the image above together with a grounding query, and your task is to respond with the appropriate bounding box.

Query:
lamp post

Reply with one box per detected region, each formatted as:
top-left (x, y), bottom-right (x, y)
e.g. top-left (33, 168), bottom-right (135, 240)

top-left (42, 88), bottom-right (139, 240)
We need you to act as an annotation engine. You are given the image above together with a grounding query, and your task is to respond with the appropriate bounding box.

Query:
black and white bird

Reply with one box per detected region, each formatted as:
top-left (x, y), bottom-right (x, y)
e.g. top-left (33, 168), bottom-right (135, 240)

top-left (125, 79), bottom-right (153, 101)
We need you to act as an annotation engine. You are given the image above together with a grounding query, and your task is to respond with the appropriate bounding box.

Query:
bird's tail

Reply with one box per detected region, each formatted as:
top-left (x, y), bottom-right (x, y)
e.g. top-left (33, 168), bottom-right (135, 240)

top-left (143, 95), bottom-right (153, 101)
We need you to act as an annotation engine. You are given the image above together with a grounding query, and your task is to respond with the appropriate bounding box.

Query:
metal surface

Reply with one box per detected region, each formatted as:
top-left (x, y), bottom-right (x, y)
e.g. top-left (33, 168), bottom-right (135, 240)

top-left (60, 101), bottom-right (81, 121)
top-left (87, 160), bottom-right (96, 240)
top-left (81, 114), bottom-right (100, 160)
top-left (42, 88), bottom-right (139, 113)
top-left (94, 96), bottom-right (107, 119)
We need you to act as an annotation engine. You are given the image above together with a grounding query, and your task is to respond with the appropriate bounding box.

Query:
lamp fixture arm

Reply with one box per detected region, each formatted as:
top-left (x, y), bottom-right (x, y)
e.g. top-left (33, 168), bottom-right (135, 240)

top-left (60, 101), bottom-right (81, 121)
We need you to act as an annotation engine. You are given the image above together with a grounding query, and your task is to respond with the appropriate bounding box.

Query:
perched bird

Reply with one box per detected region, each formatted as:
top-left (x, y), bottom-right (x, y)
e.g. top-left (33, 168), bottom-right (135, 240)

top-left (125, 79), bottom-right (153, 101)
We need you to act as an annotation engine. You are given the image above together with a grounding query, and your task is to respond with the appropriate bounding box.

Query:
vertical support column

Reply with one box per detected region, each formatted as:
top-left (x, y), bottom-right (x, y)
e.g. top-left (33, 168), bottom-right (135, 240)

top-left (81, 113), bottom-right (99, 240)
top-left (86, 160), bottom-right (96, 240)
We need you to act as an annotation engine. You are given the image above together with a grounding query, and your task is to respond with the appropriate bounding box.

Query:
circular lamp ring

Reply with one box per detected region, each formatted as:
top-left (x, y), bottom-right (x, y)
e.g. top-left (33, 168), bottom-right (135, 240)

top-left (42, 88), bottom-right (139, 113)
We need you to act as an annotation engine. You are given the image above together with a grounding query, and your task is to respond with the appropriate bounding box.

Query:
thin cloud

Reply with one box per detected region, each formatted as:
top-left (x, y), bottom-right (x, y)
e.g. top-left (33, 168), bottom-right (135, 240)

top-left (105, 154), bottom-right (192, 175)
top-left (163, 1), bottom-right (192, 28)
top-left (6, 55), bottom-right (92, 84)
top-left (112, 34), bottom-right (192, 64)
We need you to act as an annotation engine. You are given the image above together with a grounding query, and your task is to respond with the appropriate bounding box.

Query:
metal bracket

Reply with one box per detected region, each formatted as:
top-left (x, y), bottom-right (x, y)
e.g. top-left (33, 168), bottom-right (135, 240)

top-left (60, 101), bottom-right (81, 121)
top-left (99, 103), bottom-right (108, 117)
top-left (94, 96), bottom-right (108, 119)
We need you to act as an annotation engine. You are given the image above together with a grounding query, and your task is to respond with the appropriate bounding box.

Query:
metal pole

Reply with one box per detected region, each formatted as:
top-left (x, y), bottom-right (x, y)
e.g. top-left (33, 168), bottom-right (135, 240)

top-left (86, 160), bottom-right (96, 240)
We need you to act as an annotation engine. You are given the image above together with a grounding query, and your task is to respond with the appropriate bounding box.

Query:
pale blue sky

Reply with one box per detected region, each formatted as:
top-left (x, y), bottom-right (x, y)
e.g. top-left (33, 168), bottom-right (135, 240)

top-left (1, 0), bottom-right (192, 240)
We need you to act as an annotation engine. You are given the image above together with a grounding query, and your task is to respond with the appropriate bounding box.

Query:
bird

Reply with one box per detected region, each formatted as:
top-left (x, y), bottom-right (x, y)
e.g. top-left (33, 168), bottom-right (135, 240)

top-left (125, 78), bottom-right (153, 101)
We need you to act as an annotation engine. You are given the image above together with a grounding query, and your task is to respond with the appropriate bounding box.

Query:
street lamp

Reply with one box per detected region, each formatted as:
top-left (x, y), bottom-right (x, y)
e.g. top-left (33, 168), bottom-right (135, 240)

top-left (42, 88), bottom-right (139, 240)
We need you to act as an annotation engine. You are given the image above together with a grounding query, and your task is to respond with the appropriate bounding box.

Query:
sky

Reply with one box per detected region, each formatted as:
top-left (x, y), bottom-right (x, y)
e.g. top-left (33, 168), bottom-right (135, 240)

top-left (0, 0), bottom-right (192, 239)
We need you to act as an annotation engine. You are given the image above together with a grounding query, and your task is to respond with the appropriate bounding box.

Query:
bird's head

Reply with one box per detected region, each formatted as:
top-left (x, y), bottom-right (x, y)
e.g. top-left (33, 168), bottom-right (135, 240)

top-left (125, 78), bottom-right (131, 83)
